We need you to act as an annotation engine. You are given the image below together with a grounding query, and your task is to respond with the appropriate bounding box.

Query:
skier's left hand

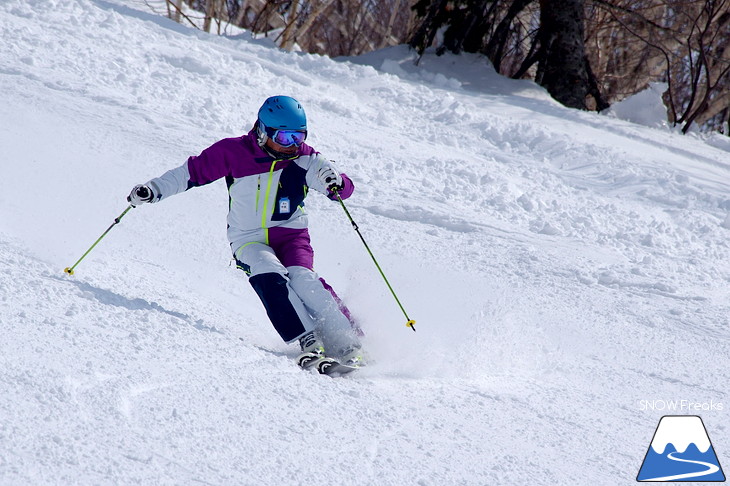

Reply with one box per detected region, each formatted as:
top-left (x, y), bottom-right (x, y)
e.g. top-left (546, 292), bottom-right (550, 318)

top-left (317, 167), bottom-right (343, 194)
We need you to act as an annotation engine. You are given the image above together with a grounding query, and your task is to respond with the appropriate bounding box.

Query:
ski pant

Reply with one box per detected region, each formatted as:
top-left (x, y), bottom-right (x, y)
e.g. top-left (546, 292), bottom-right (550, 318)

top-left (233, 227), bottom-right (360, 355)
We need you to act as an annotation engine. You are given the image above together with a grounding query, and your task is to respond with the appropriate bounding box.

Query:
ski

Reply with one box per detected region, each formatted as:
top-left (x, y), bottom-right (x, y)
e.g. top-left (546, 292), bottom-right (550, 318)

top-left (296, 351), bottom-right (326, 370)
top-left (316, 357), bottom-right (359, 376)
top-left (244, 341), bottom-right (359, 376)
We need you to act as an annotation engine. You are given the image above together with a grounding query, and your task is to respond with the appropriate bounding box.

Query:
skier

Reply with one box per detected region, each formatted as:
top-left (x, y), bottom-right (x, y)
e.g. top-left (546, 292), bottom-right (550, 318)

top-left (127, 95), bottom-right (363, 368)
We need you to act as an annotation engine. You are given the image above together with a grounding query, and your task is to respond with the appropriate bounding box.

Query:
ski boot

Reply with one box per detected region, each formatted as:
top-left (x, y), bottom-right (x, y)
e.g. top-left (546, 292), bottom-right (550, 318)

top-left (317, 345), bottom-right (365, 376)
top-left (296, 331), bottom-right (326, 369)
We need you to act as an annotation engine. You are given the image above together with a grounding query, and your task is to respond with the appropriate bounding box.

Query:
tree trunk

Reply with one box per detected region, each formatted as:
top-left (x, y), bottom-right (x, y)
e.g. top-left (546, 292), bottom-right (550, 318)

top-left (293, 0), bottom-right (337, 50)
top-left (380, 0), bottom-right (403, 49)
top-left (172, 0), bottom-right (181, 23)
top-left (203, 0), bottom-right (216, 33)
top-left (279, 0), bottom-right (301, 51)
top-left (485, 0), bottom-right (534, 72)
top-left (537, 0), bottom-right (589, 109)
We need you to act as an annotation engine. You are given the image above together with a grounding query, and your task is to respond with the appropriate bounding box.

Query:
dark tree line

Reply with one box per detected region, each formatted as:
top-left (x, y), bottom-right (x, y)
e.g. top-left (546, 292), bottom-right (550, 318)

top-left (410, 0), bottom-right (608, 110)
top-left (163, 0), bottom-right (730, 134)
top-left (166, 0), bottom-right (415, 57)
top-left (409, 0), bottom-right (730, 134)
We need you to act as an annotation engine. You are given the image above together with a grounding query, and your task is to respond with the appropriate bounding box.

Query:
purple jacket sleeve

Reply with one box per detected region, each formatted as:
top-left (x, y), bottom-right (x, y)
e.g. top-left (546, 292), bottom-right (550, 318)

top-left (147, 138), bottom-right (237, 200)
top-left (185, 139), bottom-right (236, 188)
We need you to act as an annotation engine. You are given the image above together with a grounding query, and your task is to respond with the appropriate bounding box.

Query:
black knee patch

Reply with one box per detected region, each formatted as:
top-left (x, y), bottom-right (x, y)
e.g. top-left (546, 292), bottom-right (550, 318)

top-left (248, 272), bottom-right (306, 342)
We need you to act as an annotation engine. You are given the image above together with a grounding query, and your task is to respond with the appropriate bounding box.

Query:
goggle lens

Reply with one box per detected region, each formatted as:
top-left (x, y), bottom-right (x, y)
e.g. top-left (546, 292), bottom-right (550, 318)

top-left (271, 129), bottom-right (307, 147)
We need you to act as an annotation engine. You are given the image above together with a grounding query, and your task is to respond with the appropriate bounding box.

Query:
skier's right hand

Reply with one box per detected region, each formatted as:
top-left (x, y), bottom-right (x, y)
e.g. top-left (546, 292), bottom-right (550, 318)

top-left (316, 167), bottom-right (343, 194)
top-left (127, 184), bottom-right (156, 206)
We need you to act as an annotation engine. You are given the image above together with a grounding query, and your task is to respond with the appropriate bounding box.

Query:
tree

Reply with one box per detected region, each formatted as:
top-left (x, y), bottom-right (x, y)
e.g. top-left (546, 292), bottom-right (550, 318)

top-left (408, 0), bottom-right (730, 130)
top-left (172, 0), bottom-right (416, 57)
top-left (651, 0), bottom-right (730, 132)
top-left (534, 0), bottom-right (591, 108)
top-left (409, 0), bottom-right (607, 110)
top-left (589, 0), bottom-right (730, 132)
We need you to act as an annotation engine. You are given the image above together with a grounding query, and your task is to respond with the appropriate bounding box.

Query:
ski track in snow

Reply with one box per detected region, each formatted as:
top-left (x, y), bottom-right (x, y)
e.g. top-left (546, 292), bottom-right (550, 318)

top-left (1, 0), bottom-right (729, 484)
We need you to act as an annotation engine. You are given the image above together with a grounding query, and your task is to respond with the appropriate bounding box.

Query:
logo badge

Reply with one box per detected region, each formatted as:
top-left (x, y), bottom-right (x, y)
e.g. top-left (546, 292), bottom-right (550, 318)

top-left (637, 415), bottom-right (725, 482)
top-left (279, 197), bottom-right (290, 214)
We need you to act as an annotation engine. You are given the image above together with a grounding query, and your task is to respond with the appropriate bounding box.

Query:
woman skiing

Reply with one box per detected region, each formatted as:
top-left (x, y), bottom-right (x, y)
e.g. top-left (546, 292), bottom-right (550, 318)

top-left (127, 96), bottom-right (363, 368)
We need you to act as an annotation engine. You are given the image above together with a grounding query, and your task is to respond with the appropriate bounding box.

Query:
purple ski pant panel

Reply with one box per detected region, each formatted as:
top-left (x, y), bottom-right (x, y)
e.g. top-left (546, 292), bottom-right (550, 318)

top-left (267, 227), bottom-right (315, 270)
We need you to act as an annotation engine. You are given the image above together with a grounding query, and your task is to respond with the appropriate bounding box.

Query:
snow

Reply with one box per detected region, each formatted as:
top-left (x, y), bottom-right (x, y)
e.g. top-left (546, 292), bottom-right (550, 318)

top-left (1, 0), bottom-right (729, 484)
top-left (603, 82), bottom-right (670, 129)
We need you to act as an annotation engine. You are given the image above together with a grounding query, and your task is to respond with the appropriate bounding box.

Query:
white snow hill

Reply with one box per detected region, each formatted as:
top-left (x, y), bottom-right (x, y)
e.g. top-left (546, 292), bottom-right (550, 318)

top-left (1, 1), bottom-right (728, 484)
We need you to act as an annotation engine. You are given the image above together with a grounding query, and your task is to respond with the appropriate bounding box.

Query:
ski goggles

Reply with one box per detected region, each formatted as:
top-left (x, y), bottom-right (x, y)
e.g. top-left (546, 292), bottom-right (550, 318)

top-left (266, 127), bottom-right (307, 147)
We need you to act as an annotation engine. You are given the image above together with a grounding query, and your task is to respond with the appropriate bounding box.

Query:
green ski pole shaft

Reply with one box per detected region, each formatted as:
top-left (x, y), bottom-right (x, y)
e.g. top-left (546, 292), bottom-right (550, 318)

top-left (335, 193), bottom-right (416, 332)
top-left (64, 205), bottom-right (133, 275)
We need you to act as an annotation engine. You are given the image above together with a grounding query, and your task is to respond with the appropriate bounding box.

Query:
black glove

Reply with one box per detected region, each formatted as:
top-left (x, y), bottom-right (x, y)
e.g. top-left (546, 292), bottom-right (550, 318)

top-left (127, 184), bottom-right (155, 206)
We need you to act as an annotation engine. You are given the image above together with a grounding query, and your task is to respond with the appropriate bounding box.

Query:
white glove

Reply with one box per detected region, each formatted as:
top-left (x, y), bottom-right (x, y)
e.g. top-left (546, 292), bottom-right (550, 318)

top-left (317, 167), bottom-right (343, 193)
top-left (127, 184), bottom-right (156, 206)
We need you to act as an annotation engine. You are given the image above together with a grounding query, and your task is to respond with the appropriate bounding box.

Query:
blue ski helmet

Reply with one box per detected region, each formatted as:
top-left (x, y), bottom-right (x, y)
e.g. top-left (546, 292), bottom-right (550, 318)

top-left (257, 96), bottom-right (307, 131)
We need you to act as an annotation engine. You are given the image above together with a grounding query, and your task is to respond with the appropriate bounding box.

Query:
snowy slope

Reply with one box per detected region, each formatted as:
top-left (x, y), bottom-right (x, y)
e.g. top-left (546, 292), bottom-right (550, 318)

top-left (1, 1), bottom-right (729, 484)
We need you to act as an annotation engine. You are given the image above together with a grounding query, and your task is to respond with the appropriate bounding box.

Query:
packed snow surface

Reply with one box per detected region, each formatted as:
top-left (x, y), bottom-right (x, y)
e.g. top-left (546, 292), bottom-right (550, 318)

top-left (1, 1), bottom-right (729, 484)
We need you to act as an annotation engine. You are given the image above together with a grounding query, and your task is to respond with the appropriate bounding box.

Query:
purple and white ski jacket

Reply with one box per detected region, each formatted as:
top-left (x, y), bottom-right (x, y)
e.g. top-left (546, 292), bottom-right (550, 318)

top-left (145, 130), bottom-right (354, 256)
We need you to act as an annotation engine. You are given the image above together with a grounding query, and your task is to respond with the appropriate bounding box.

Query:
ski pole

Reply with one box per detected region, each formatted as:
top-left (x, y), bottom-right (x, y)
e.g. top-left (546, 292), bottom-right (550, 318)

top-left (63, 205), bottom-right (134, 275)
top-left (334, 192), bottom-right (416, 332)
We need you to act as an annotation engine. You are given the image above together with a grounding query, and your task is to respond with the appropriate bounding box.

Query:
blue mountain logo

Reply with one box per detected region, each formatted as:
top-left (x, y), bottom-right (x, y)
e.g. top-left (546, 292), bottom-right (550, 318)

top-left (637, 415), bottom-right (725, 482)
